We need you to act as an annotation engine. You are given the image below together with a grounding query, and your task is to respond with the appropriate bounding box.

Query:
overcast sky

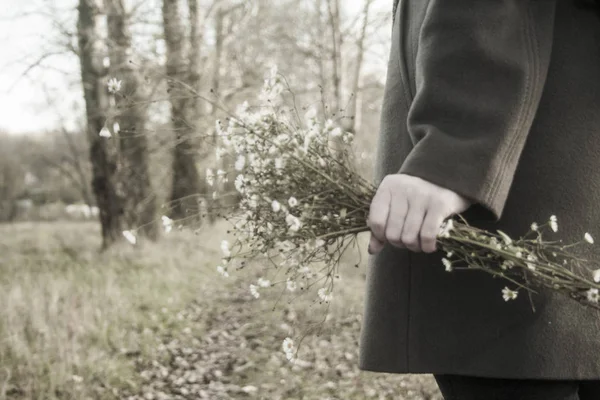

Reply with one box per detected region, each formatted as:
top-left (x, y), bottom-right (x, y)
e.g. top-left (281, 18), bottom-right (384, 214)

top-left (0, 0), bottom-right (391, 135)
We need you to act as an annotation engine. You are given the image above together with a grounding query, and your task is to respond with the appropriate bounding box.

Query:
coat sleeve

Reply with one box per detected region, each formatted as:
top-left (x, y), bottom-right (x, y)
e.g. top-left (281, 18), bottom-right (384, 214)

top-left (397, 0), bottom-right (557, 221)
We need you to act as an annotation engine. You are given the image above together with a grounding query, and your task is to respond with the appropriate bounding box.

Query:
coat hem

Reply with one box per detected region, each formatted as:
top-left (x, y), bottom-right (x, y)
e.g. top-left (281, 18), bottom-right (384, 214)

top-left (357, 363), bottom-right (600, 381)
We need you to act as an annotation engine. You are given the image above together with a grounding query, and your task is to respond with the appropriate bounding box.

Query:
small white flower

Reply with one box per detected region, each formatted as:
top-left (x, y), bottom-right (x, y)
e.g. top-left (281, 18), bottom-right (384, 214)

top-left (234, 175), bottom-right (245, 193)
top-left (275, 158), bottom-right (285, 171)
top-left (442, 258), bottom-right (452, 272)
top-left (248, 194), bottom-right (259, 209)
top-left (318, 287), bottom-right (333, 302)
top-left (113, 122), bottom-right (120, 134)
top-left (257, 277), bottom-right (271, 287)
top-left (585, 232), bottom-right (594, 244)
top-left (216, 265), bottom-right (229, 278)
top-left (530, 222), bottom-right (538, 231)
top-left (299, 266), bottom-right (311, 275)
top-left (221, 240), bottom-right (231, 257)
top-left (107, 77), bottom-right (122, 93)
top-left (276, 134), bottom-right (290, 144)
top-left (549, 215), bottom-right (558, 232)
top-left (288, 197), bottom-right (298, 208)
top-left (282, 337), bottom-right (294, 352)
top-left (515, 251), bottom-right (523, 258)
top-left (246, 134), bottom-right (257, 146)
top-left (216, 169), bottom-right (226, 181)
top-left (592, 269), bottom-right (600, 283)
top-left (330, 127), bottom-right (342, 137)
top-left (282, 337), bottom-right (295, 360)
top-left (234, 155), bottom-right (245, 171)
top-left (501, 260), bottom-right (515, 270)
top-left (446, 251), bottom-right (454, 258)
top-left (215, 147), bottom-right (226, 160)
top-left (99, 126), bottom-right (111, 138)
top-left (249, 157), bottom-right (262, 170)
top-left (241, 385), bottom-right (258, 394)
top-left (250, 284), bottom-right (260, 299)
top-left (271, 200), bottom-right (281, 212)
top-left (502, 287), bottom-right (518, 301)
top-left (161, 215), bottom-right (173, 233)
top-left (286, 279), bottom-right (297, 292)
top-left (526, 254), bottom-right (537, 271)
top-left (342, 132), bottom-right (354, 143)
top-left (206, 168), bottom-right (215, 186)
top-left (438, 219), bottom-right (454, 238)
top-left (586, 288), bottom-right (599, 303)
top-left (285, 214), bottom-right (302, 232)
top-left (122, 230), bottom-right (136, 245)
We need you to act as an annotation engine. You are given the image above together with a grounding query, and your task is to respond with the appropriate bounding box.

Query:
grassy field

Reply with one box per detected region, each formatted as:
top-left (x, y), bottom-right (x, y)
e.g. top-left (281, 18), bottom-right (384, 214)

top-left (0, 220), bottom-right (441, 400)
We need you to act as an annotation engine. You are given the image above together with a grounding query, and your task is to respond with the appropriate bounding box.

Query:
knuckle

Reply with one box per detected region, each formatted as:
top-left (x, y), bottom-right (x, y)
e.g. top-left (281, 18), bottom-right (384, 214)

top-left (385, 227), bottom-right (402, 244)
top-left (401, 231), bottom-right (417, 247)
top-left (420, 233), bottom-right (435, 249)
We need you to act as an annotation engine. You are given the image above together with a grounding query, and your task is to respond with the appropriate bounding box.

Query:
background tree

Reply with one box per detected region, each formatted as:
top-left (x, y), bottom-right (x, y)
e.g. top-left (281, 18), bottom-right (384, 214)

top-left (77, 0), bottom-right (126, 248)
top-left (107, 0), bottom-right (160, 239)
top-left (162, 0), bottom-right (203, 223)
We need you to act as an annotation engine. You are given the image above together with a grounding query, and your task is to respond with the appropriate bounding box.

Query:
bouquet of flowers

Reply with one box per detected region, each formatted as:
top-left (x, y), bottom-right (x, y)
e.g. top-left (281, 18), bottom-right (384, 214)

top-left (204, 66), bottom-right (600, 360)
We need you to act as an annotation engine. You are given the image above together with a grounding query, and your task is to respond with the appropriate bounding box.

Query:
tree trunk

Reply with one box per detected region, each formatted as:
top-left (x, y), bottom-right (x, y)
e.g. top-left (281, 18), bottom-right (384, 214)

top-left (325, 0), bottom-right (344, 158)
top-left (107, 0), bottom-right (159, 240)
top-left (326, 0), bottom-right (342, 114)
top-left (209, 4), bottom-right (223, 117)
top-left (342, 0), bottom-right (373, 134)
top-left (188, 0), bottom-right (219, 223)
top-left (163, 0), bottom-right (202, 223)
top-left (77, 0), bottom-right (126, 249)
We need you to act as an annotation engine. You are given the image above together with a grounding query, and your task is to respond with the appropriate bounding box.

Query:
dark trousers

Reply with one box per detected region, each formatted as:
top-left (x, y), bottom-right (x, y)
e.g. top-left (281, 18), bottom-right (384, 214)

top-left (433, 374), bottom-right (600, 400)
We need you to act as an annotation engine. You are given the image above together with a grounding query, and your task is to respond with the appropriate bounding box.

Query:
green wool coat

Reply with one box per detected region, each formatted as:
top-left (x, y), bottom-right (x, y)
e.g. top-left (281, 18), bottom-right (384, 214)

top-left (358, 0), bottom-right (600, 379)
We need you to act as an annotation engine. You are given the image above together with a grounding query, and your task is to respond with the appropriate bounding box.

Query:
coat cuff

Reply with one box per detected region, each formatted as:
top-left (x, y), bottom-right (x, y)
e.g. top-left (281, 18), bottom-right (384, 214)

top-left (398, 143), bottom-right (508, 222)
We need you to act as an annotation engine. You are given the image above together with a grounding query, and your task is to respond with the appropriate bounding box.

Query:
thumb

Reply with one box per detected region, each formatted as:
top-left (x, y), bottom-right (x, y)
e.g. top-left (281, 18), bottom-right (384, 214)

top-left (453, 194), bottom-right (473, 214)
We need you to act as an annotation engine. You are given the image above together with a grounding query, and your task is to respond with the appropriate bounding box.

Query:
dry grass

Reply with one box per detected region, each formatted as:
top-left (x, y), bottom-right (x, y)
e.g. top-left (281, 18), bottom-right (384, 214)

top-left (0, 220), bottom-right (440, 400)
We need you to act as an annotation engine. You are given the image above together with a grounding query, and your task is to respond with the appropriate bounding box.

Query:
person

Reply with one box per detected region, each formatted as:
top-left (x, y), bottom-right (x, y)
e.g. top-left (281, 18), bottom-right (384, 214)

top-left (359, 0), bottom-right (600, 399)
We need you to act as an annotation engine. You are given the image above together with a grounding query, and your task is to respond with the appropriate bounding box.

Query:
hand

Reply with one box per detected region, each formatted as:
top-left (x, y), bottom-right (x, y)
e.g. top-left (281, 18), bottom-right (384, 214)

top-left (367, 174), bottom-right (473, 254)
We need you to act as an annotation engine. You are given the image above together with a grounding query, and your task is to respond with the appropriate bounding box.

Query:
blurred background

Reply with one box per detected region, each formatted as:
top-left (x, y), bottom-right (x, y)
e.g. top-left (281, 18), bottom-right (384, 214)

top-left (0, 0), bottom-right (442, 398)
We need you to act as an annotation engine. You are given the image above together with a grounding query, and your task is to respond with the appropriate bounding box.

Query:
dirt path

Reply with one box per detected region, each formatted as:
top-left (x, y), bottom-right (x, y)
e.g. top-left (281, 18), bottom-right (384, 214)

top-left (120, 288), bottom-right (442, 400)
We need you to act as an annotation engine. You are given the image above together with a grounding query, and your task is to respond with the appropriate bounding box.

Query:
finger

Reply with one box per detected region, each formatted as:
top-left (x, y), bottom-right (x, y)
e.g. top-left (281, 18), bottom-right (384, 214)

top-left (367, 186), bottom-right (391, 243)
top-left (385, 195), bottom-right (408, 248)
top-left (368, 233), bottom-right (385, 254)
top-left (401, 197), bottom-right (427, 252)
top-left (420, 208), bottom-right (446, 254)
